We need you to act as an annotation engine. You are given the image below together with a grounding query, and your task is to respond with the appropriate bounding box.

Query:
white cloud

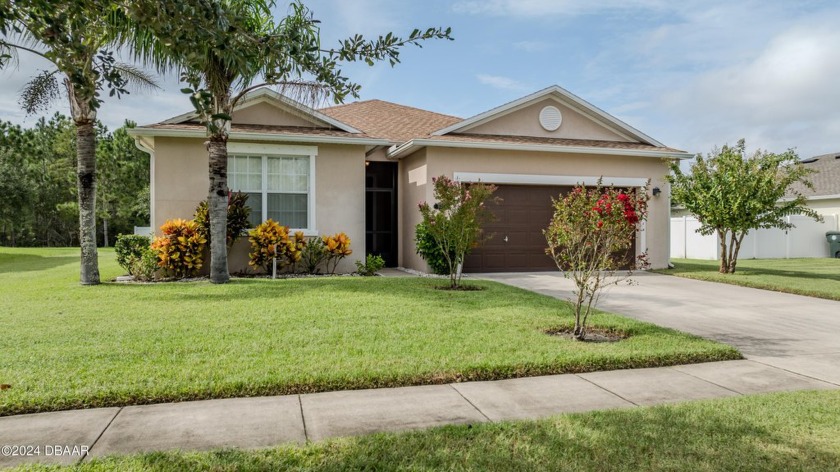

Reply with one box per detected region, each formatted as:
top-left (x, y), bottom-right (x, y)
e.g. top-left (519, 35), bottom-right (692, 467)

top-left (476, 74), bottom-right (529, 91)
top-left (657, 20), bottom-right (840, 157)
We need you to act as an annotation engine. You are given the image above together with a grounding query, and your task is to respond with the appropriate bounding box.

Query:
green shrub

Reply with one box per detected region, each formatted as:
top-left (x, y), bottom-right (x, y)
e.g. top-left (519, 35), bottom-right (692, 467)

top-left (194, 191), bottom-right (252, 247)
top-left (128, 246), bottom-right (158, 281)
top-left (356, 254), bottom-right (385, 276)
top-left (415, 222), bottom-right (450, 275)
top-left (114, 234), bottom-right (151, 275)
top-left (301, 237), bottom-right (328, 274)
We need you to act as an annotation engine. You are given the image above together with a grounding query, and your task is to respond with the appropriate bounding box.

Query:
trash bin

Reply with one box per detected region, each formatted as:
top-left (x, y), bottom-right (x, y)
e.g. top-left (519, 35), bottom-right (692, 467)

top-left (827, 231), bottom-right (840, 258)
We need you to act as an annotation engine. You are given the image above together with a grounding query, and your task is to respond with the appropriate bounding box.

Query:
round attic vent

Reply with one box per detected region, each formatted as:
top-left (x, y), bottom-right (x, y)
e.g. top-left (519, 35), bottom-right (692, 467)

top-left (539, 106), bottom-right (562, 131)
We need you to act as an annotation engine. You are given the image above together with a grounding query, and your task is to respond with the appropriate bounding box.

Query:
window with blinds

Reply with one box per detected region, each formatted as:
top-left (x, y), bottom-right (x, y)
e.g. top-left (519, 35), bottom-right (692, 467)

top-left (228, 154), bottom-right (310, 229)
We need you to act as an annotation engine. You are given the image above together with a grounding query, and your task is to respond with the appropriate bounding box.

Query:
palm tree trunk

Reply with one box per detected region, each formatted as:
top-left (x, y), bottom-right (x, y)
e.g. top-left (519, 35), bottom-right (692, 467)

top-left (207, 136), bottom-right (230, 284)
top-left (75, 118), bottom-right (100, 285)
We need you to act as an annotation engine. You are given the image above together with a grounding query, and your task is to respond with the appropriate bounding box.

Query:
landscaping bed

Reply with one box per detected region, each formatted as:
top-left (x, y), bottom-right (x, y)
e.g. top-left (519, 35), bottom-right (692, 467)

top-left (659, 258), bottom-right (840, 301)
top-left (14, 390), bottom-right (840, 471)
top-left (0, 248), bottom-right (739, 416)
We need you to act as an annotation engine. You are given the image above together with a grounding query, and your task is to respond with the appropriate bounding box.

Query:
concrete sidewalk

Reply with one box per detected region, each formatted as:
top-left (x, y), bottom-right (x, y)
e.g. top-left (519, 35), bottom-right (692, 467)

top-left (1, 359), bottom-right (836, 468)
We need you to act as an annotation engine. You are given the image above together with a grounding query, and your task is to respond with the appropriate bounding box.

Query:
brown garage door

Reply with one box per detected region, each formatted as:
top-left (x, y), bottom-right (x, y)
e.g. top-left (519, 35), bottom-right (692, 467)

top-left (464, 185), bottom-right (569, 273)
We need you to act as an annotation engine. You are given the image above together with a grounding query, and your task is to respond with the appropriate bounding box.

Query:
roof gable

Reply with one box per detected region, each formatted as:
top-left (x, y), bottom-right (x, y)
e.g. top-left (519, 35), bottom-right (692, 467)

top-left (160, 88), bottom-right (361, 134)
top-left (432, 85), bottom-right (665, 147)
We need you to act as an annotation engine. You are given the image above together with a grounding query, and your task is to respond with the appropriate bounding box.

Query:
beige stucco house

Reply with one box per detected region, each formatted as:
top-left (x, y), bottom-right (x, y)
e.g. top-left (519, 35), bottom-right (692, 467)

top-left (130, 85), bottom-right (692, 273)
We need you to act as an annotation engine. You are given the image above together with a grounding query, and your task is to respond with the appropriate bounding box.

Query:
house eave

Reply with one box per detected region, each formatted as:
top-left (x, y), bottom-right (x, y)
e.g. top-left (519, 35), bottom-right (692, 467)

top-left (779, 193), bottom-right (840, 202)
top-left (387, 138), bottom-right (694, 160)
top-left (158, 88), bottom-right (363, 134)
top-left (128, 127), bottom-right (391, 147)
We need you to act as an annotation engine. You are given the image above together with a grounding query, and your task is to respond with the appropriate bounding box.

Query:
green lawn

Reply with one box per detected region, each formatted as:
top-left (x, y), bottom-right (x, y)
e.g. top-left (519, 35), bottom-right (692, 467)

top-left (0, 247), bottom-right (738, 416)
top-left (16, 390), bottom-right (840, 472)
top-left (660, 258), bottom-right (840, 301)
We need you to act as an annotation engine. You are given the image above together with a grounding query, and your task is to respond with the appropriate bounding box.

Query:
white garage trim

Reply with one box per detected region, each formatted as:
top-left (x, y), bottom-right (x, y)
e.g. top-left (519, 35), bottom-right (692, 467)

top-left (453, 172), bottom-right (648, 188)
top-left (454, 171), bottom-right (649, 263)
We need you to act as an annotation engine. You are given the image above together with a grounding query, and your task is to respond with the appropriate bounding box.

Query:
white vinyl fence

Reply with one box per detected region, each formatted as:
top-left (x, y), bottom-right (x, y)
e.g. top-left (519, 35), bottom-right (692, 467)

top-left (671, 215), bottom-right (840, 260)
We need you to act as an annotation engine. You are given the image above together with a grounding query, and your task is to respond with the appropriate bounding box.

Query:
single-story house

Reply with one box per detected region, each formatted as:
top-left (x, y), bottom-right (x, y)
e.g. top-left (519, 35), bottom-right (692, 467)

top-left (130, 85), bottom-right (692, 273)
top-left (789, 153), bottom-right (840, 216)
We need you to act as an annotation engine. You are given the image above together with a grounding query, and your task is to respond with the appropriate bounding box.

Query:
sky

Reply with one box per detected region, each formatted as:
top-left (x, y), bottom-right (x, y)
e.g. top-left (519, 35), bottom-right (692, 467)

top-left (1, 0), bottom-right (839, 159)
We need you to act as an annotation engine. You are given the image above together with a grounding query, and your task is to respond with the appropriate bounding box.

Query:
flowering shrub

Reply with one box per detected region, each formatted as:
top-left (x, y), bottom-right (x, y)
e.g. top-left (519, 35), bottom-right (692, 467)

top-left (418, 175), bottom-right (498, 288)
top-left (248, 219), bottom-right (290, 273)
top-left (322, 232), bottom-right (352, 274)
top-left (544, 183), bottom-right (649, 340)
top-left (150, 219), bottom-right (207, 278)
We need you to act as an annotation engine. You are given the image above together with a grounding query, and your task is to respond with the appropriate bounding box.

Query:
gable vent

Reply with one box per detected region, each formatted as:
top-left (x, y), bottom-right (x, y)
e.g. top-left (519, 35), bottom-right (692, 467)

top-left (539, 106), bottom-right (562, 131)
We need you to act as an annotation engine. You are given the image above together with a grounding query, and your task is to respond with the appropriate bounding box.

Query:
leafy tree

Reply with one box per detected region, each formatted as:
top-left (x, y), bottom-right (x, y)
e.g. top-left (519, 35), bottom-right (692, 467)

top-left (0, 115), bottom-right (76, 246)
top-left (1, 2), bottom-right (157, 283)
top-left (544, 184), bottom-right (649, 341)
top-left (669, 140), bottom-right (820, 274)
top-left (418, 176), bottom-right (497, 289)
top-left (0, 116), bottom-right (149, 247)
top-left (127, 0), bottom-right (452, 284)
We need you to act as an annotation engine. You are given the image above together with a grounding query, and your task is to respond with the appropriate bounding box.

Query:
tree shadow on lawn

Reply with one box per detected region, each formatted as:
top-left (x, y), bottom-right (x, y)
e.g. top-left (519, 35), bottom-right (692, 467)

top-left (114, 395), bottom-right (839, 471)
top-left (103, 277), bottom-right (534, 307)
top-left (673, 261), bottom-right (840, 284)
top-left (0, 252), bottom-right (79, 274)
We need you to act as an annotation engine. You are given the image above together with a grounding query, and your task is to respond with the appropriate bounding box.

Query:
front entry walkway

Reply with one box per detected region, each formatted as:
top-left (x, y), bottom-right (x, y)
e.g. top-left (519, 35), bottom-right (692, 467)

top-left (2, 272), bottom-right (838, 468)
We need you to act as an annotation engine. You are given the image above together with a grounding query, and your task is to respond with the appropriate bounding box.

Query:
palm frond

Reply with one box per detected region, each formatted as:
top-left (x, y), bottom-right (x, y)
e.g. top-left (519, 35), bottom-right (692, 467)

top-left (113, 63), bottom-right (161, 93)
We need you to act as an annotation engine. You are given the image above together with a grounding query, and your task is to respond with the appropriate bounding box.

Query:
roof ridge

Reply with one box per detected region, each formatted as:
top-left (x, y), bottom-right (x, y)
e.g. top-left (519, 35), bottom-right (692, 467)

top-left (321, 98), bottom-right (462, 120)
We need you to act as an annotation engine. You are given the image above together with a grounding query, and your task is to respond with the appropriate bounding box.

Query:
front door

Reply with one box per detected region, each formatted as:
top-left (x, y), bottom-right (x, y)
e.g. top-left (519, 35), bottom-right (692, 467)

top-left (365, 162), bottom-right (398, 266)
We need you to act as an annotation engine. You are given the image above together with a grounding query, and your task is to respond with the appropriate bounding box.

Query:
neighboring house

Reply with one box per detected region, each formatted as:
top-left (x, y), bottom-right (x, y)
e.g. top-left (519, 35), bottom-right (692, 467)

top-left (789, 153), bottom-right (840, 215)
top-left (130, 85), bottom-right (692, 273)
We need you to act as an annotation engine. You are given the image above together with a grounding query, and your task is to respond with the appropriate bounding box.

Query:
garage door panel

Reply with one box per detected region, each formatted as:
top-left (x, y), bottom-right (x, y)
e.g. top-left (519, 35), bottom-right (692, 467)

top-left (464, 185), bottom-right (562, 272)
top-left (466, 184), bottom-right (602, 273)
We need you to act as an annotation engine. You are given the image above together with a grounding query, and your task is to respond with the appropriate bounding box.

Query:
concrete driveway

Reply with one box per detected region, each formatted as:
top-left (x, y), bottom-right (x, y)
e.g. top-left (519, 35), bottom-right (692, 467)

top-left (478, 272), bottom-right (840, 385)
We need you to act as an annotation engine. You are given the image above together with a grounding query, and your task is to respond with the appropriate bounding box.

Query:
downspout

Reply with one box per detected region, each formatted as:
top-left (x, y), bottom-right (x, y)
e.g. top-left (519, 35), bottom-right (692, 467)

top-left (134, 137), bottom-right (155, 235)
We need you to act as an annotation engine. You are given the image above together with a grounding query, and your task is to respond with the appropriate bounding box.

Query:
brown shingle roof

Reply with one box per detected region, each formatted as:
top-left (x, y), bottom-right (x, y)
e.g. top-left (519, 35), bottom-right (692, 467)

top-left (789, 153), bottom-right (840, 197)
top-left (142, 122), bottom-right (377, 139)
top-left (423, 133), bottom-right (685, 153)
top-left (320, 99), bottom-right (462, 143)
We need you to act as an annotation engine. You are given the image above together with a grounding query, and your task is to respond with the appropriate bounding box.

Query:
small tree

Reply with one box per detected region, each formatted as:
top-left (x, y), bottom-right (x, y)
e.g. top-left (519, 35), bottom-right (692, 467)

top-left (544, 184), bottom-right (649, 341)
top-left (669, 140), bottom-right (820, 274)
top-left (418, 176), bottom-right (498, 289)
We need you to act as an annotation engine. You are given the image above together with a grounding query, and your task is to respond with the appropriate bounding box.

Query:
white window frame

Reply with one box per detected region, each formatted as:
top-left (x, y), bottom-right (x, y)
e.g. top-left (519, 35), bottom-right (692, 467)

top-left (228, 142), bottom-right (318, 235)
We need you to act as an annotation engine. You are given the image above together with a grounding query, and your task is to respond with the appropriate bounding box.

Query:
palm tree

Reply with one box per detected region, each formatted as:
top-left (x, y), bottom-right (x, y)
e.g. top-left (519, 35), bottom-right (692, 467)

top-left (128, 0), bottom-right (451, 283)
top-left (1, 1), bottom-right (157, 284)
